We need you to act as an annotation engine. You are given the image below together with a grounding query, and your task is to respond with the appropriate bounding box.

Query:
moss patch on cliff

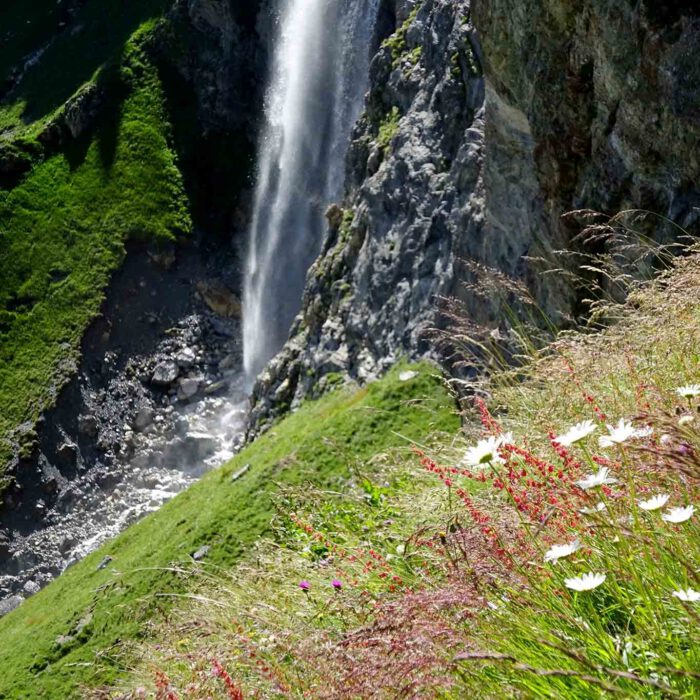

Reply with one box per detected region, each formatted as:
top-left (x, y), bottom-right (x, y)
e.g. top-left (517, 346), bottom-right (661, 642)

top-left (0, 363), bottom-right (458, 698)
top-left (0, 27), bottom-right (190, 481)
top-left (382, 6), bottom-right (421, 67)
top-left (377, 105), bottom-right (401, 152)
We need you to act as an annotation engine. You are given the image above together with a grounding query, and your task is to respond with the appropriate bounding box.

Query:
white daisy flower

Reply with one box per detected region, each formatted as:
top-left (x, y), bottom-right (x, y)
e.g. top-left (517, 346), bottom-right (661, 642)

top-left (598, 419), bottom-right (643, 448)
top-left (463, 433), bottom-right (512, 467)
top-left (564, 572), bottom-right (606, 592)
top-left (662, 505), bottom-right (695, 524)
top-left (679, 414), bottom-right (695, 426)
top-left (580, 501), bottom-right (607, 515)
top-left (544, 540), bottom-right (581, 564)
top-left (638, 494), bottom-right (670, 512)
top-left (672, 588), bottom-right (700, 602)
top-left (554, 420), bottom-right (596, 447)
top-left (575, 467), bottom-right (618, 490)
top-left (676, 384), bottom-right (700, 399)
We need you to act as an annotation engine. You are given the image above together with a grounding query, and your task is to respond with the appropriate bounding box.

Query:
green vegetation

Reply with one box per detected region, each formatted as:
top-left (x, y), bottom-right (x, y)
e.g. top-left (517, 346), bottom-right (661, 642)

top-left (0, 0), bottom-right (173, 132)
top-left (0, 9), bottom-right (192, 482)
top-left (0, 363), bottom-right (458, 698)
top-left (382, 6), bottom-right (421, 68)
top-left (111, 256), bottom-right (700, 697)
top-left (0, 38), bottom-right (190, 479)
top-left (377, 105), bottom-right (401, 152)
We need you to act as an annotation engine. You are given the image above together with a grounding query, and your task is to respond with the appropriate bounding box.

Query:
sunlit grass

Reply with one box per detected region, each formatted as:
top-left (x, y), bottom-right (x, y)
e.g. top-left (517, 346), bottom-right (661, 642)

top-left (114, 255), bottom-right (700, 698)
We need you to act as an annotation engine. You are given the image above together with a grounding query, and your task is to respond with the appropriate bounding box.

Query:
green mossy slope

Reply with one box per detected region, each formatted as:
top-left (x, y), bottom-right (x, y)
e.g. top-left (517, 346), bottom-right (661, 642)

top-left (0, 19), bottom-right (190, 481)
top-left (0, 363), bottom-right (458, 698)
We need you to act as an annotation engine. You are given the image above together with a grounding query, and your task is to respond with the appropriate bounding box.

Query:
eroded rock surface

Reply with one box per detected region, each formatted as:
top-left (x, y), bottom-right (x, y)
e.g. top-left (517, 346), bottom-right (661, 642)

top-left (249, 0), bottom-right (486, 432)
top-left (249, 0), bottom-right (700, 434)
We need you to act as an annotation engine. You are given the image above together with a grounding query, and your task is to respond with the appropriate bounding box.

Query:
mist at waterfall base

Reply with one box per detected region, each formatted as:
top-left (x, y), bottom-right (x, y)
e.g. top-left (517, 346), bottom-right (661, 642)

top-left (243, 0), bottom-right (379, 380)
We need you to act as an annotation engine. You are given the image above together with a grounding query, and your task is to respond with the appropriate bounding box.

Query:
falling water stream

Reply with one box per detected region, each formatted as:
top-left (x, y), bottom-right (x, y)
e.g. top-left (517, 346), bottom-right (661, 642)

top-left (243, 0), bottom-right (380, 379)
top-left (1, 0), bottom-right (380, 614)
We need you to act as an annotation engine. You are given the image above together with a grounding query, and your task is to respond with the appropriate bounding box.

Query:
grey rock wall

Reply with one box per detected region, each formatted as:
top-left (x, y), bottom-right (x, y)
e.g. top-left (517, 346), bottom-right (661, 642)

top-left (248, 0), bottom-right (700, 434)
top-left (248, 0), bottom-right (485, 432)
top-left (474, 0), bottom-right (700, 258)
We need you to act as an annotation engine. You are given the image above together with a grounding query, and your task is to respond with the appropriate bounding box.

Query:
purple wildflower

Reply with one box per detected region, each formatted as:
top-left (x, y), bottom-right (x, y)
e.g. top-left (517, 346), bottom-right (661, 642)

top-left (299, 580), bottom-right (310, 591)
top-left (332, 578), bottom-right (343, 590)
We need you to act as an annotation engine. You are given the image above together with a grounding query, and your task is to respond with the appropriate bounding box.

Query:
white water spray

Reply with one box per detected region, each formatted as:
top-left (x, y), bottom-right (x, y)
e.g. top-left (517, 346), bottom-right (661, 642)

top-left (243, 0), bottom-right (379, 379)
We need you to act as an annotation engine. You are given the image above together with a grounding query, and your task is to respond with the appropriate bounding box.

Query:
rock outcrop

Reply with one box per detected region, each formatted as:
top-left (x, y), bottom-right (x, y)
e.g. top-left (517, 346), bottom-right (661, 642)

top-left (249, 0), bottom-right (486, 431)
top-left (248, 0), bottom-right (700, 434)
top-left (474, 0), bottom-right (700, 267)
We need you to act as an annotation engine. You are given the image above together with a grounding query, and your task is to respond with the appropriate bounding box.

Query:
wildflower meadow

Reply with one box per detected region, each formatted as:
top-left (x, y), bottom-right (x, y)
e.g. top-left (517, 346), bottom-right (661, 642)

top-left (115, 247), bottom-right (700, 698)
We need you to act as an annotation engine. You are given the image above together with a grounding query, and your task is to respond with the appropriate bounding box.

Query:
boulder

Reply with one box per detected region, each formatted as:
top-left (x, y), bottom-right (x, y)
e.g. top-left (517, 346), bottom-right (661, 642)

top-left (175, 347), bottom-right (197, 369)
top-left (133, 405), bottom-right (155, 432)
top-left (0, 595), bottom-right (23, 617)
top-left (184, 432), bottom-right (219, 460)
top-left (177, 377), bottom-right (201, 401)
top-left (196, 280), bottom-right (242, 319)
top-left (22, 580), bottom-right (40, 597)
top-left (151, 361), bottom-right (179, 388)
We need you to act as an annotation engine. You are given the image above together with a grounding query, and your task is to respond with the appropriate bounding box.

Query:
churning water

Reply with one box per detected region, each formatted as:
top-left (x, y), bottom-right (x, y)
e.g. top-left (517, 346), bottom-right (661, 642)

top-left (243, 0), bottom-right (379, 379)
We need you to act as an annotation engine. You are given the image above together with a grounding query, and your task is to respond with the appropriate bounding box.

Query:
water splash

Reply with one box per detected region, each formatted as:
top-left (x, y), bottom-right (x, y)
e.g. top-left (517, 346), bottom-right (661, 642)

top-left (243, 0), bottom-right (379, 379)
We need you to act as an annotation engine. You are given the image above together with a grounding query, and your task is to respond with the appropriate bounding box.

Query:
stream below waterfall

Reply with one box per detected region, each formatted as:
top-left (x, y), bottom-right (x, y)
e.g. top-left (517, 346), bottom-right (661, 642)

top-left (0, 241), bottom-right (249, 616)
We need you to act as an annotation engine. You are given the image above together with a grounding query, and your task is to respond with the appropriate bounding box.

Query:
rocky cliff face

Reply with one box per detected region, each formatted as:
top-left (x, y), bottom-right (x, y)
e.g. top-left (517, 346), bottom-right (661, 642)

top-left (248, 0), bottom-right (485, 431)
top-left (475, 0), bottom-right (700, 268)
top-left (248, 0), bottom-right (700, 433)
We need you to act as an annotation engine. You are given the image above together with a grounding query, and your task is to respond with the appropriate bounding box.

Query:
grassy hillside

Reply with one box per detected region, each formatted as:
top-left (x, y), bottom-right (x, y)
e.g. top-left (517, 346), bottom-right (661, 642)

top-left (0, 363), bottom-right (458, 698)
top-left (108, 256), bottom-right (700, 698)
top-left (0, 7), bottom-right (191, 483)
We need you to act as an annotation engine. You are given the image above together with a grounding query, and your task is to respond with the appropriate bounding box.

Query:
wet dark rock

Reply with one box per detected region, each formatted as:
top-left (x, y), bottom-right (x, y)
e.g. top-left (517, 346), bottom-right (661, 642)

top-left (177, 377), bottom-right (202, 401)
top-left (183, 433), bottom-right (218, 461)
top-left (0, 532), bottom-right (10, 560)
top-left (151, 361), bottom-right (180, 388)
top-left (56, 440), bottom-right (78, 466)
top-left (58, 536), bottom-right (77, 554)
top-left (219, 353), bottom-right (237, 370)
top-left (133, 405), bottom-right (155, 432)
top-left (204, 379), bottom-right (229, 396)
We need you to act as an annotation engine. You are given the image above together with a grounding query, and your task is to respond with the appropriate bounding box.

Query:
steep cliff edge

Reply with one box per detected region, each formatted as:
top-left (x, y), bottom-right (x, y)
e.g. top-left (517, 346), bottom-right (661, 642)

top-left (248, 0), bottom-right (700, 433)
top-left (0, 0), bottom-right (261, 492)
top-left (249, 0), bottom-right (486, 431)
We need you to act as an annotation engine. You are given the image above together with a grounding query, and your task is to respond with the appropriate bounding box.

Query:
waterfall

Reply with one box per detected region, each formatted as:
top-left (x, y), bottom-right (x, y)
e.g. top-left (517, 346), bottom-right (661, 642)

top-left (243, 0), bottom-right (379, 380)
